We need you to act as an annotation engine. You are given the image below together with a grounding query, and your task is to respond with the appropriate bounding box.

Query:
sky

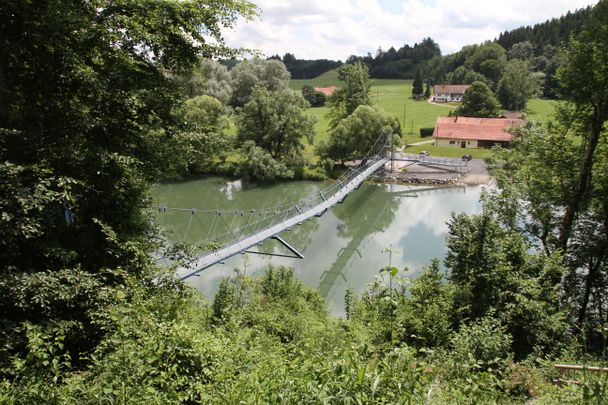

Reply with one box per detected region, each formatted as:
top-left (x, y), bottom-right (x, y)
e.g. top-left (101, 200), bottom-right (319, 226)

top-left (222, 0), bottom-right (599, 61)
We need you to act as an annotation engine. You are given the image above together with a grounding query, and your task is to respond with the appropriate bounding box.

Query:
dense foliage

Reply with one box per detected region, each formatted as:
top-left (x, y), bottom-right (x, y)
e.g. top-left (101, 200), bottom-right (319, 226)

top-left (2, 1), bottom-right (608, 403)
top-left (0, 0), bottom-right (257, 367)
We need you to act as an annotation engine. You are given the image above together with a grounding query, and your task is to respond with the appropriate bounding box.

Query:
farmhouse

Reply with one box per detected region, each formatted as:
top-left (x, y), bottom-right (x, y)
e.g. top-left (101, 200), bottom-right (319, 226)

top-left (314, 86), bottom-right (338, 97)
top-left (433, 116), bottom-right (524, 148)
top-left (433, 84), bottom-right (470, 102)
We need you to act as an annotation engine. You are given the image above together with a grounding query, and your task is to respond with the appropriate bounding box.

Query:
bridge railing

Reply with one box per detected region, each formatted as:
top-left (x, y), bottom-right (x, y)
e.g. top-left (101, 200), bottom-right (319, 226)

top-left (195, 156), bottom-right (385, 253)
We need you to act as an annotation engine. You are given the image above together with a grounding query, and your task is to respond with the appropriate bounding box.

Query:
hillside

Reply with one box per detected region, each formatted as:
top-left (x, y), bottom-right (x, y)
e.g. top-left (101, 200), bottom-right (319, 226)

top-left (289, 69), bottom-right (341, 89)
top-left (496, 6), bottom-right (592, 50)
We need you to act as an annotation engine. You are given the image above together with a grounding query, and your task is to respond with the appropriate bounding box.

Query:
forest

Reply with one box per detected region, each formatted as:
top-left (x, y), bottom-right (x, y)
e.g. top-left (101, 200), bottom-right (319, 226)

top-left (1, 0), bottom-right (608, 403)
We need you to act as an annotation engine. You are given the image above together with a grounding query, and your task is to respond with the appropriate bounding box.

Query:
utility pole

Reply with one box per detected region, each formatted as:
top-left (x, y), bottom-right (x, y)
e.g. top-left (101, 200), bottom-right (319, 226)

top-left (390, 130), bottom-right (395, 173)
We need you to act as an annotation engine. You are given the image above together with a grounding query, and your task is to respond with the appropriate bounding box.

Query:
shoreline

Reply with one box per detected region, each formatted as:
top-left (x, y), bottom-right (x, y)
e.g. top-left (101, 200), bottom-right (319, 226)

top-left (375, 157), bottom-right (492, 186)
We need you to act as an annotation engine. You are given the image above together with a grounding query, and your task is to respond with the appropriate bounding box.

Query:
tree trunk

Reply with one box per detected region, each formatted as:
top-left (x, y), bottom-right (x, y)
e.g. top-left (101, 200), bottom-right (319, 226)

top-left (576, 258), bottom-right (601, 331)
top-left (0, 53), bottom-right (7, 122)
top-left (557, 110), bottom-right (606, 254)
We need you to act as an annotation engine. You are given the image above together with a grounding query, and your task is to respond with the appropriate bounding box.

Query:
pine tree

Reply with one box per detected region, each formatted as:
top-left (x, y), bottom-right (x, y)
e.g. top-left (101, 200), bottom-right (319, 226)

top-left (412, 68), bottom-right (424, 98)
top-left (424, 81), bottom-right (431, 99)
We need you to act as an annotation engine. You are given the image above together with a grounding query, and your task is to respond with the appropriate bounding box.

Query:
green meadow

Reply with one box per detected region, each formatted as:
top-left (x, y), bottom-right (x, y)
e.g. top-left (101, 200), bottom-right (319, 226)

top-left (290, 70), bottom-right (559, 160)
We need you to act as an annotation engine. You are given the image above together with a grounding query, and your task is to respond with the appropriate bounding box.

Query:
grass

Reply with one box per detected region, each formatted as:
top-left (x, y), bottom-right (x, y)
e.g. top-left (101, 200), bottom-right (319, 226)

top-left (526, 98), bottom-right (560, 122)
top-left (290, 70), bottom-right (560, 161)
top-left (289, 69), bottom-right (342, 89)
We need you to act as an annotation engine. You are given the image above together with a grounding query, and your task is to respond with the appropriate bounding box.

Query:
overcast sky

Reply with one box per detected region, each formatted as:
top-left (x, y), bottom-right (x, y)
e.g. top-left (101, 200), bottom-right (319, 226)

top-left (222, 0), bottom-right (599, 61)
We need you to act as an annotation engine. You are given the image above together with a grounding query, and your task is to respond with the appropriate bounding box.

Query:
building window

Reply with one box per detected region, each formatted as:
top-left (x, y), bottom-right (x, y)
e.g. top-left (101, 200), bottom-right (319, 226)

top-left (449, 141), bottom-right (455, 144)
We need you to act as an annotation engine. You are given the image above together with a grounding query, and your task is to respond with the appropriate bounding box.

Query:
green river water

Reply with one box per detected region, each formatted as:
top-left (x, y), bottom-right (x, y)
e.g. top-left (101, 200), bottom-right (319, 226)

top-left (152, 177), bottom-right (484, 315)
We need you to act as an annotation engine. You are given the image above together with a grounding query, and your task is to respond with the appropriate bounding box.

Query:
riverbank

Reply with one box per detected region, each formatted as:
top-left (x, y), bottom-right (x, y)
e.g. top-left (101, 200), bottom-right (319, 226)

top-left (377, 158), bottom-right (492, 186)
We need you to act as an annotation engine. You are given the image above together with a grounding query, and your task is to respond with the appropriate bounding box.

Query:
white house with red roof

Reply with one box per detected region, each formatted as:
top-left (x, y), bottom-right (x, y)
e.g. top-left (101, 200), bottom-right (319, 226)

top-left (433, 84), bottom-right (470, 102)
top-left (433, 116), bottom-right (524, 148)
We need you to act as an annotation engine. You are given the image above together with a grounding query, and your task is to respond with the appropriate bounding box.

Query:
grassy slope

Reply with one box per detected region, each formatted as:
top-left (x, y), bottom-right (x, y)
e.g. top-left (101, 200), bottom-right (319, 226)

top-left (291, 70), bottom-right (558, 161)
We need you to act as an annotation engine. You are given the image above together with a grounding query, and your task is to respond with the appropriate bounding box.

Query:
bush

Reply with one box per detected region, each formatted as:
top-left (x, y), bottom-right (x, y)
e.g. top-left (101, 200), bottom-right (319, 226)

top-left (450, 316), bottom-right (513, 372)
top-left (419, 127), bottom-right (434, 137)
top-left (235, 141), bottom-right (294, 182)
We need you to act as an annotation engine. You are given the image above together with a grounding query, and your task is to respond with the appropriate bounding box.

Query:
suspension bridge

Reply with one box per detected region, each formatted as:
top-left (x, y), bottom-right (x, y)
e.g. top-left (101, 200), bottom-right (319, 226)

top-left (152, 132), bottom-right (467, 280)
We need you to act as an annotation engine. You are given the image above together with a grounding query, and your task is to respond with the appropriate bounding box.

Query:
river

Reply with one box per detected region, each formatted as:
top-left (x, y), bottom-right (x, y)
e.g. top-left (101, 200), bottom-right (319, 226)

top-left (152, 177), bottom-right (484, 315)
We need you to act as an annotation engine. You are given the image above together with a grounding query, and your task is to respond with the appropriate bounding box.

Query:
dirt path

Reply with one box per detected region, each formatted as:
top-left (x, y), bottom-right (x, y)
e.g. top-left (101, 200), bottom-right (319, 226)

top-left (427, 97), bottom-right (457, 108)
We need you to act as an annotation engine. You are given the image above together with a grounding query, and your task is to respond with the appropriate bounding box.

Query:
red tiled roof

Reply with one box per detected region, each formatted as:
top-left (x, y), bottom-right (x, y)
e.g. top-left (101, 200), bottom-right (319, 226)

top-left (434, 84), bottom-right (470, 95)
top-left (314, 86), bottom-right (337, 96)
top-left (433, 116), bottom-right (524, 142)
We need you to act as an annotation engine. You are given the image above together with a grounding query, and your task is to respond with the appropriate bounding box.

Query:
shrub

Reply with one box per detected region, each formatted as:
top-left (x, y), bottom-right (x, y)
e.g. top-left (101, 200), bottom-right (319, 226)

top-left (419, 127), bottom-right (434, 137)
top-left (450, 316), bottom-right (513, 372)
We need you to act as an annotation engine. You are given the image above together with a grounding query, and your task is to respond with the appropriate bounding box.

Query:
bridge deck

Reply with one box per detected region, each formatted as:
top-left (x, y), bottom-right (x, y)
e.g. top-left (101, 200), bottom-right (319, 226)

top-left (176, 158), bottom-right (388, 280)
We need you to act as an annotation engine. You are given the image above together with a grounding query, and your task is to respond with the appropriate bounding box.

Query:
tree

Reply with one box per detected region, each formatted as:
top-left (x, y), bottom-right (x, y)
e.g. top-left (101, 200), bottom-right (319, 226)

top-left (236, 87), bottom-right (315, 161)
top-left (0, 0), bottom-right (256, 365)
top-left (193, 59), bottom-right (233, 104)
top-left (454, 81), bottom-right (500, 117)
top-left (235, 141), bottom-right (294, 182)
top-left (556, 0), bottom-right (608, 254)
top-left (424, 81), bottom-right (431, 99)
top-left (177, 95), bottom-right (229, 133)
top-left (446, 66), bottom-right (491, 86)
top-left (412, 68), bottom-right (424, 97)
top-left (508, 41), bottom-right (535, 61)
top-left (173, 95), bottom-right (232, 174)
top-left (445, 211), bottom-right (567, 358)
top-left (496, 60), bottom-right (541, 111)
top-left (465, 42), bottom-right (507, 86)
top-left (230, 58), bottom-right (291, 107)
top-left (329, 62), bottom-right (371, 128)
top-left (318, 105), bottom-right (400, 163)
top-left (485, 119), bottom-right (608, 349)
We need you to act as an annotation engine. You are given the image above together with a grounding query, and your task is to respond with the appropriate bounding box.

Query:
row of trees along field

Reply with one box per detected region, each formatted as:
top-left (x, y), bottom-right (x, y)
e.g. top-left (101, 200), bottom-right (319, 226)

top-left (2, 0), bottom-right (608, 403)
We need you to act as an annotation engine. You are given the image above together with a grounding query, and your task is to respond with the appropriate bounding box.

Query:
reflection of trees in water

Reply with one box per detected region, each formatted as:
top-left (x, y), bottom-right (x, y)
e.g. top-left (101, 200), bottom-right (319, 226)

top-left (318, 184), bottom-right (466, 299)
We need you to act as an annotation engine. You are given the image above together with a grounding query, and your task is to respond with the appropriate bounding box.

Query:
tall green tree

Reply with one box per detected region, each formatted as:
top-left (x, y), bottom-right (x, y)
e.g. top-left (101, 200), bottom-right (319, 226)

top-left (329, 62), bottom-right (371, 128)
top-left (0, 0), bottom-right (256, 364)
top-left (318, 105), bottom-right (400, 163)
top-left (496, 60), bottom-right (541, 111)
top-left (424, 81), bottom-right (431, 99)
top-left (454, 81), bottom-right (500, 117)
top-left (465, 42), bottom-right (507, 87)
top-left (236, 87), bottom-right (315, 161)
top-left (177, 58), bottom-right (233, 104)
top-left (230, 58), bottom-right (291, 107)
top-left (556, 0), bottom-right (608, 253)
top-left (412, 68), bottom-right (424, 97)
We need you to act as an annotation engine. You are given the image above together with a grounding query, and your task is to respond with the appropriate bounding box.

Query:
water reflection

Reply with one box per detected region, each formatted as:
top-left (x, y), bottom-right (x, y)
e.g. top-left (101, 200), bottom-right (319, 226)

top-left (152, 178), bottom-right (483, 315)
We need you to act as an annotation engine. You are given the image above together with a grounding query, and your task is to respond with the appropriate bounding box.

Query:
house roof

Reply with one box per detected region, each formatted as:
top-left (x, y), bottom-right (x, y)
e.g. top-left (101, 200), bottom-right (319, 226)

top-left (433, 116), bottom-right (524, 142)
top-left (434, 84), bottom-right (470, 95)
top-left (314, 86), bottom-right (337, 97)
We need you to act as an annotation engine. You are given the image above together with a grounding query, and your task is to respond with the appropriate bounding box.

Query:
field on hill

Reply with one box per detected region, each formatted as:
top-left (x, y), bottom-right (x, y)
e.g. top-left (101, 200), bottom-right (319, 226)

top-left (291, 70), bottom-right (559, 161)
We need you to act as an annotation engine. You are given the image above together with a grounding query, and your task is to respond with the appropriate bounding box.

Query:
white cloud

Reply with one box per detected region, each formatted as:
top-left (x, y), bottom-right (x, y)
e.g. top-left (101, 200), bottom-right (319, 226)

top-left (222, 0), bottom-right (598, 60)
